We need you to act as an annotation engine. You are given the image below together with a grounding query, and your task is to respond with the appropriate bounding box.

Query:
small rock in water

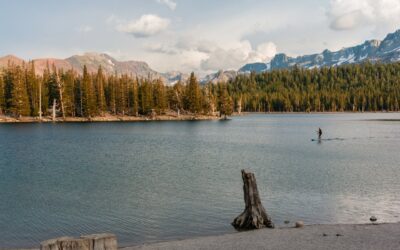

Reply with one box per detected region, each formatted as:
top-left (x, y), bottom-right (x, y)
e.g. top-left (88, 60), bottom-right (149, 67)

top-left (370, 216), bottom-right (377, 222)
top-left (322, 233), bottom-right (328, 237)
top-left (295, 221), bottom-right (304, 228)
top-left (336, 233), bottom-right (343, 237)
top-left (284, 220), bottom-right (290, 224)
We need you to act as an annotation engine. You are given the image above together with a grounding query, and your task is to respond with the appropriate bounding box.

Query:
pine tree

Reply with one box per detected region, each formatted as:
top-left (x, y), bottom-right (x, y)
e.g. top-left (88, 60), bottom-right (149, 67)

top-left (41, 65), bottom-right (51, 116)
top-left (185, 72), bottom-right (201, 114)
top-left (140, 78), bottom-right (153, 115)
top-left (25, 61), bottom-right (40, 116)
top-left (218, 82), bottom-right (233, 119)
top-left (9, 65), bottom-right (31, 117)
top-left (132, 78), bottom-right (139, 116)
top-left (62, 69), bottom-right (76, 117)
top-left (81, 65), bottom-right (97, 117)
top-left (95, 66), bottom-right (107, 115)
top-left (0, 74), bottom-right (5, 114)
top-left (104, 75), bottom-right (115, 114)
top-left (153, 78), bottom-right (167, 114)
top-left (116, 74), bottom-right (129, 115)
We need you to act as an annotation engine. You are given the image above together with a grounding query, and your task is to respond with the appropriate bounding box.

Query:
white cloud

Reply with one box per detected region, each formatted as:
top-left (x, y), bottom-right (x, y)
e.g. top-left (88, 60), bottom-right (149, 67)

top-left (156, 0), bottom-right (177, 11)
top-left (106, 14), bottom-right (118, 24)
top-left (146, 43), bottom-right (179, 55)
top-left (252, 42), bottom-right (277, 61)
top-left (328, 0), bottom-right (400, 31)
top-left (146, 38), bottom-right (276, 73)
top-left (116, 14), bottom-right (170, 38)
top-left (200, 40), bottom-right (276, 71)
top-left (77, 25), bottom-right (93, 33)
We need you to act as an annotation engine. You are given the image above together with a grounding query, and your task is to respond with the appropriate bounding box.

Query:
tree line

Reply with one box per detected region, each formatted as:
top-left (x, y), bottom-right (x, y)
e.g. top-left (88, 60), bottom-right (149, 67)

top-left (0, 62), bottom-right (232, 118)
top-left (1, 61), bottom-right (400, 119)
top-left (226, 62), bottom-right (400, 112)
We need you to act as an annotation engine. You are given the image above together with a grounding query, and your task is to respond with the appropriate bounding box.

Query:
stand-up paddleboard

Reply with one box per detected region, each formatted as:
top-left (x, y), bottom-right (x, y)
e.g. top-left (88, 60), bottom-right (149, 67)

top-left (311, 138), bottom-right (345, 142)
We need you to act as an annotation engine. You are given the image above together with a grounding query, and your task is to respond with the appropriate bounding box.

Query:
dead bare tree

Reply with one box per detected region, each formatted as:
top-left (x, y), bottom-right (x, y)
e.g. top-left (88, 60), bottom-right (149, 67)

top-left (56, 73), bottom-right (65, 119)
top-left (232, 170), bottom-right (274, 230)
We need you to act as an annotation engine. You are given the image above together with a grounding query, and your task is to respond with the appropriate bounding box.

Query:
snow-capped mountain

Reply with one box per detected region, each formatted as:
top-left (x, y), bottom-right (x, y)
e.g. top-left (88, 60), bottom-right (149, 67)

top-left (3, 29), bottom-right (400, 85)
top-left (239, 29), bottom-right (400, 73)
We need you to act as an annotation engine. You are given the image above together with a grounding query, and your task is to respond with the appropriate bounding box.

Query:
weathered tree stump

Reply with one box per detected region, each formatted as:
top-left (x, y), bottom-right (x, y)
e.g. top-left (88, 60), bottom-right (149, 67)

top-left (40, 234), bottom-right (117, 250)
top-left (232, 169), bottom-right (274, 230)
top-left (81, 234), bottom-right (117, 250)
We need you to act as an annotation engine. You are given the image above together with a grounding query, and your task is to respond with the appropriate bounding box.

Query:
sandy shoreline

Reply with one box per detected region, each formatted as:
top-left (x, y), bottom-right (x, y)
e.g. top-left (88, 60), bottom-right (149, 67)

top-left (0, 114), bottom-right (220, 123)
top-left (1, 112), bottom-right (399, 123)
top-left (122, 223), bottom-right (400, 250)
top-left (1, 223), bottom-right (400, 250)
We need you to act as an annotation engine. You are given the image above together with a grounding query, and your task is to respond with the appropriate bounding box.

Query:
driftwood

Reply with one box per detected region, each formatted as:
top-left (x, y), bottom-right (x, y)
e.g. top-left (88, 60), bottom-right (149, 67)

top-left (40, 234), bottom-right (116, 250)
top-left (232, 170), bottom-right (274, 230)
top-left (81, 234), bottom-right (117, 250)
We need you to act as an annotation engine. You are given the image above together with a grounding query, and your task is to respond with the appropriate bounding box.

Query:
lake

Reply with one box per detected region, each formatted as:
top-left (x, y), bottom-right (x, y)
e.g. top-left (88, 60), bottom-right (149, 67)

top-left (1, 113), bottom-right (400, 248)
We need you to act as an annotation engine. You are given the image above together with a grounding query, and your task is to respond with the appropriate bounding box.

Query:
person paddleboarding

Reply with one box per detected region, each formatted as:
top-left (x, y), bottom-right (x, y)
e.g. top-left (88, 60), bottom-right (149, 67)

top-left (317, 128), bottom-right (322, 139)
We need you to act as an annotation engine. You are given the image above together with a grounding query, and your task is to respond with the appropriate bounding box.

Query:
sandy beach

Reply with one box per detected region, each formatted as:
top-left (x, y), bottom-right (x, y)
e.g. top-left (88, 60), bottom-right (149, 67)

top-left (0, 114), bottom-right (220, 123)
top-left (123, 223), bottom-right (400, 250)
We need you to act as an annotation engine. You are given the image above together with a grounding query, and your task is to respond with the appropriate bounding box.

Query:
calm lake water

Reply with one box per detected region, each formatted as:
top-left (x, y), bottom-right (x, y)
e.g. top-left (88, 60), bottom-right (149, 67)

top-left (1, 114), bottom-right (400, 248)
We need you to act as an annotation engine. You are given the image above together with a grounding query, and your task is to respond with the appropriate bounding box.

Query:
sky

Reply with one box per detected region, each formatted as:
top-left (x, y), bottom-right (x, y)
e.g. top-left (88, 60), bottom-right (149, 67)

top-left (1, 0), bottom-right (400, 75)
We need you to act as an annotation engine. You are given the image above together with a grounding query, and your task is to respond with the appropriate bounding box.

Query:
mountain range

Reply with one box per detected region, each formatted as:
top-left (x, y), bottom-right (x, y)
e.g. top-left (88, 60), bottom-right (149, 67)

top-left (0, 52), bottom-right (188, 85)
top-left (2, 29), bottom-right (400, 84)
top-left (239, 29), bottom-right (400, 73)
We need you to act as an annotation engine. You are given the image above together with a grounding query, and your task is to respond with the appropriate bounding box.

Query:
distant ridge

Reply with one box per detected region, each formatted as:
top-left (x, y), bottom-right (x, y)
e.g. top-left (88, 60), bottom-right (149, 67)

top-left (3, 29), bottom-right (400, 85)
top-left (0, 52), bottom-right (188, 85)
top-left (239, 29), bottom-right (400, 73)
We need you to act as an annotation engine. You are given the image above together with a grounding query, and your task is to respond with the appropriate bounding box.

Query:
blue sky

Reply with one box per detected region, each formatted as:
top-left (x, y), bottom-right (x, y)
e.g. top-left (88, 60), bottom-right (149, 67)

top-left (1, 0), bottom-right (400, 75)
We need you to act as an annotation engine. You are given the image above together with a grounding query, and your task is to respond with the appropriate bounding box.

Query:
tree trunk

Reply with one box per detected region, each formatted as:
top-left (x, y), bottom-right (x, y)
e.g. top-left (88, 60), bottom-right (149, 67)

top-left (39, 81), bottom-right (42, 120)
top-left (232, 170), bottom-right (274, 230)
top-left (57, 74), bottom-right (66, 119)
top-left (52, 99), bottom-right (57, 121)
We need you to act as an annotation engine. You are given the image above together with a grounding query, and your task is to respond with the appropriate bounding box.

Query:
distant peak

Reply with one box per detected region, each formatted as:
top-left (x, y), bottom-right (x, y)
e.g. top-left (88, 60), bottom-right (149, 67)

top-left (383, 29), bottom-right (400, 41)
top-left (274, 53), bottom-right (288, 58)
top-left (322, 49), bottom-right (331, 54)
top-left (1, 54), bottom-right (24, 60)
top-left (0, 55), bottom-right (25, 65)
top-left (363, 39), bottom-right (381, 47)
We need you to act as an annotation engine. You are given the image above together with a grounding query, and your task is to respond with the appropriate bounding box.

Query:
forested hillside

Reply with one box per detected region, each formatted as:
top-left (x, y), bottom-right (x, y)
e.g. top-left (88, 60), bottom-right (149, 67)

top-left (231, 63), bottom-right (400, 112)
top-left (1, 61), bottom-right (400, 119)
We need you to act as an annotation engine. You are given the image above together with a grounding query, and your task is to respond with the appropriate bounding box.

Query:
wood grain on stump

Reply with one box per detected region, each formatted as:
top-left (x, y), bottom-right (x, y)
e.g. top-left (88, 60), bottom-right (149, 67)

top-left (232, 169), bottom-right (274, 230)
top-left (40, 234), bottom-right (117, 250)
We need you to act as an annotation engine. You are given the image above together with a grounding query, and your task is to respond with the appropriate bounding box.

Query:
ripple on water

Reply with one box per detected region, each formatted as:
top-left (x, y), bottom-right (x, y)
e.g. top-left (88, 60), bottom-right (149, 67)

top-left (0, 113), bottom-right (400, 248)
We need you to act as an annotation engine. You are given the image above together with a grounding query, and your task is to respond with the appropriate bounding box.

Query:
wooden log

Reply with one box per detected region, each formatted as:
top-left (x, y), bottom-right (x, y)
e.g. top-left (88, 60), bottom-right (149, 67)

top-left (81, 234), bottom-right (117, 250)
top-left (40, 234), bottom-right (116, 250)
top-left (59, 238), bottom-right (90, 250)
top-left (40, 237), bottom-right (89, 250)
top-left (232, 169), bottom-right (274, 230)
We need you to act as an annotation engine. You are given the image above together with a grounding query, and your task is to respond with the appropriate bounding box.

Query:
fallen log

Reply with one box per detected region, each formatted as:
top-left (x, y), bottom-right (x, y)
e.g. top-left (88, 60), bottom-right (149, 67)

top-left (40, 234), bottom-right (117, 250)
top-left (232, 169), bottom-right (274, 230)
